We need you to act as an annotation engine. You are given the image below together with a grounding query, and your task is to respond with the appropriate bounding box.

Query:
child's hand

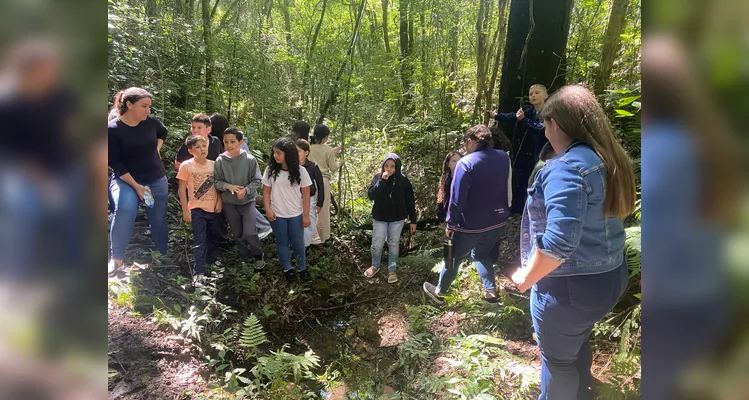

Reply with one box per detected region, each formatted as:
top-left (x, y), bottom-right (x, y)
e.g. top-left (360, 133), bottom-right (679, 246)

top-left (182, 210), bottom-right (192, 223)
top-left (333, 146), bottom-right (342, 154)
top-left (226, 184), bottom-right (240, 194)
top-left (303, 215), bottom-right (311, 228)
top-left (516, 108), bottom-right (525, 120)
top-left (216, 202), bottom-right (222, 213)
top-left (266, 209), bottom-right (277, 222)
top-left (236, 188), bottom-right (246, 199)
top-left (315, 206), bottom-right (321, 214)
top-left (409, 224), bottom-right (416, 234)
top-left (381, 170), bottom-right (391, 180)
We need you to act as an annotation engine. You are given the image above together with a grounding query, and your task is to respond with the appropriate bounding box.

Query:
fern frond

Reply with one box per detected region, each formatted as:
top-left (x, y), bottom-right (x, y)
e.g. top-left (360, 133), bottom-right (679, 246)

top-left (239, 313), bottom-right (268, 351)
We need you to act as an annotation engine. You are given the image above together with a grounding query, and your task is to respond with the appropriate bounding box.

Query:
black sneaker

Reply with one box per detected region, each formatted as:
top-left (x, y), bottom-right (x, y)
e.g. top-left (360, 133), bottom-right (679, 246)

top-left (284, 269), bottom-right (296, 283)
top-left (253, 255), bottom-right (266, 270)
top-left (298, 269), bottom-right (312, 282)
top-left (483, 288), bottom-right (498, 303)
top-left (422, 282), bottom-right (445, 305)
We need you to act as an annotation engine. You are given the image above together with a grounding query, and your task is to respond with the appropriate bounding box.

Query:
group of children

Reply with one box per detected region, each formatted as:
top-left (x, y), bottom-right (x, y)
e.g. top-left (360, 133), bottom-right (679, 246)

top-left (177, 82), bottom-right (555, 286)
top-left (176, 114), bottom-right (339, 284)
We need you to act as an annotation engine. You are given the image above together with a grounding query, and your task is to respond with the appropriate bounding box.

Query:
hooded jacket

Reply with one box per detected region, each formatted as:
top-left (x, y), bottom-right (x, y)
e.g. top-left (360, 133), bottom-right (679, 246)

top-left (367, 153), bottom-right (417, 223)
top-left (213, 150), bottom-right (263, 205)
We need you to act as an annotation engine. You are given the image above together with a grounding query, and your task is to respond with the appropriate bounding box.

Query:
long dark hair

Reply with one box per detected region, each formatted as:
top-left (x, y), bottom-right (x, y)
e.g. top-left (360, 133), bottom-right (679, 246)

top-left (437, 150), bottom-right (462, 204)
top-left (311, 124), bottom-right (330, 144)
top-left (268, 137), bottom-right (302, 185)
top-left (108, 87), bottom-right (152, 121)
top-left (209, 113), bottom-right (229, 139)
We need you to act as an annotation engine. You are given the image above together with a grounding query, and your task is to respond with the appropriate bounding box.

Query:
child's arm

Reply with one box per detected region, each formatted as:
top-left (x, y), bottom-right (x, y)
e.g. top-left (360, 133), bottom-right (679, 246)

top-left (366, 173), bottom-right (390, 200)
top-left (493, 111), bottom-right (517, 123)
top-left (244, 157), bottom-right (263, 199)
top-left (262, 184), bottom-right (275, 221)
top-left (313, 165), bottom-right (325, 210)
top-left (177, 179), bottom-right (191, 223)
top-left (215, 194), bottom-right (223, 213)
top-left (302, 186), bottom-right (311, 228)
top-left (213, 158), bottom-right (229, 192)
top-left (518, 108), bottom-right (544, 132)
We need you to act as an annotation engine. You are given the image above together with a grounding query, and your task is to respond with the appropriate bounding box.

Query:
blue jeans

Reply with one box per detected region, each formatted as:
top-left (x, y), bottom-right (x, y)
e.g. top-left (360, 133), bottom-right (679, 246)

top-left (109, 176), bottom-right (169, 260)
top-left (531, 259), bottom-right (628, 400)
top-left (437, 227), bottom-right (503, 293)
top-left (269, 215), bottom-right (306, 272)
top-left (191, 209), bottom-right (222, 275)
top-left (371, 219), bottom-right (405, 272)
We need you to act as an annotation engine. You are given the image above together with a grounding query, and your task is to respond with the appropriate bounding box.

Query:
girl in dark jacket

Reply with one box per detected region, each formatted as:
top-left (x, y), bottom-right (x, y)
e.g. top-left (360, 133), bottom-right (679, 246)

top-left (436, 150), bottom-right (462, 224)
top-left (364, 153), bottom-right (417, 283)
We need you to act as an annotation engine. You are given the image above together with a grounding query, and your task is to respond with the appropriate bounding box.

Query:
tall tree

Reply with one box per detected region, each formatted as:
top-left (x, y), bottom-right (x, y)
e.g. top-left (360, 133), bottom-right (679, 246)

top-left (201, 0), bottom-right (216, 112)
top-left (317, 0), bottom-right (367, 124)
top-left (473, 0), bottom-right (492, 119)
top-left (594, 0), bottom-right (630, 93)
top-left (382, 0), bottom-right (391, 53)
top-left (497, 0), bottom-right (573, 116)
top-left (398, 0), bottom-right (414, 114)
top-left (484, 0), bottom-right (509, 125)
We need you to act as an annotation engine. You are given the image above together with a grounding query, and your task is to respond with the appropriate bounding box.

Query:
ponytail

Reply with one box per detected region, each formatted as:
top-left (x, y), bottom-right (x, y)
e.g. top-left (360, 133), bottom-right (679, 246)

top-left (108, 87), bottom-right (152, 121)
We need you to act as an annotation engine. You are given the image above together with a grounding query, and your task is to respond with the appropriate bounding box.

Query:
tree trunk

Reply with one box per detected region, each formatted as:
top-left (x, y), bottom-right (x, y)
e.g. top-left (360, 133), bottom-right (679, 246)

top-left (317, 0), bottom-right (367, 124)
top-left (188, 0), bottom-right (195, 20)
top-left (302, 0), bottom-right (329, 109)
top-left (398, 0), bottom-right (413, 115)
top-left (201, 0), bottom-right (215, 112)
top-left (593, 0), bottom-right (629, 93)
top-left (485, 0), bottom-right (508, 124)
top-left (281, 0), bottom-right (293, 50)
top-left (382, 0), bottom-right (391, 52)
top-left (473, 0), bottom-right (491, 119)
top-left (498, 0), bottom-right (573, 115)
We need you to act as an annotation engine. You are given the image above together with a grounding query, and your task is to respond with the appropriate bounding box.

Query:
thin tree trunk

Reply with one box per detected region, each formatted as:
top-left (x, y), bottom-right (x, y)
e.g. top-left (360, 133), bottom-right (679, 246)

top-left (302, 0), bottom-right (329, 108)
top-left (485, 0), bottom-right (508, 124)
top-left (202, 0), bottom-right (215, 112)
top-left (594, 0), bottom-right (629, 93)
top-left (317, 0), bottom-right (367, 124)
top-left (399, 0), bottom-right (413, 114)
top-left (382, 0), bottom-right (391, 52)
top-left (281, 0), bottom-right (293, 50)
top-left (473, 0), bottom-right (491, 119)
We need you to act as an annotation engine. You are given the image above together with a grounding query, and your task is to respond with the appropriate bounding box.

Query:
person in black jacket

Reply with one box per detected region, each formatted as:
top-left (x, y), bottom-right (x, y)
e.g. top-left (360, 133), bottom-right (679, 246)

top-left (436, 150), bottom-right (462, 224)
top-left (364, 153), bottom-right (417, 284)
top-left (296, 139), bottom-right (325, 247)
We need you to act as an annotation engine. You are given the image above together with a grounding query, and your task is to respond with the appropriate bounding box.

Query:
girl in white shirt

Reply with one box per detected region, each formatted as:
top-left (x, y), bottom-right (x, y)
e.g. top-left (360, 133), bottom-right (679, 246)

top-left (262, 137), bottom-right (312, 282)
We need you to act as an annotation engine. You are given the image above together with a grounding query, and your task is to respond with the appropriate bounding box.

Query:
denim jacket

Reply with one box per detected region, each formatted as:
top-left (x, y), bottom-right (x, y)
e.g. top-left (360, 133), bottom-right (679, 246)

top-left (521, 141), bottom-right (625, 277)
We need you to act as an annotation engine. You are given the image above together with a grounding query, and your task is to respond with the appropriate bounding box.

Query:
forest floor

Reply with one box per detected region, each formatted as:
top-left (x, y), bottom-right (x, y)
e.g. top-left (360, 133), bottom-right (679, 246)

top-left (107, 197), bottom-right (623, 399)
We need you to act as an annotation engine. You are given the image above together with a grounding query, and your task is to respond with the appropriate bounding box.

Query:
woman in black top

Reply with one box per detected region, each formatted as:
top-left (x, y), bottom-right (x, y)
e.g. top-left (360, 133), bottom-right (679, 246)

top-left (296, 139), bottom-right (324, 246)
top-left (108, 87), bottom-right (169, 275)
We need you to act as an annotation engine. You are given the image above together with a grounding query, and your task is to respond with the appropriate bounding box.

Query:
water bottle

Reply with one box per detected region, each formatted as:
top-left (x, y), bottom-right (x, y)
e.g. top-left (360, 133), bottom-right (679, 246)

top-left (143, 187), bottom-right (154, 208)
top-left (443, 238), bottom-right (454, 270)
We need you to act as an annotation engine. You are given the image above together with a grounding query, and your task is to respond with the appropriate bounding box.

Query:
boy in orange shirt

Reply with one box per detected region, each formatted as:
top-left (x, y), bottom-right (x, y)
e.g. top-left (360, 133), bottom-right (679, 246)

top-left (177, 135), bottom-right (223, 284)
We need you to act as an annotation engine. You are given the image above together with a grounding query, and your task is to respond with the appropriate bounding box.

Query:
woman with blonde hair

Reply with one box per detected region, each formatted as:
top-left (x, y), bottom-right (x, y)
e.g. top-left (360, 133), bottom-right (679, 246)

top-left (510, 84), bottom-right (636, 399)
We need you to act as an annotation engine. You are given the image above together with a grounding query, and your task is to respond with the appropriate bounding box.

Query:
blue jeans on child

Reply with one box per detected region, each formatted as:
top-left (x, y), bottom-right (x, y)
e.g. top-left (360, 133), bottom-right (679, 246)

top-left (191, 208), bottom-right (222, 275)
top-left (531, 258), bottom-right (628, 400)
top-left (437, 226), bottom-right (503, 293)
top-left (109, 176), bottom-right (169, 260)
top-left (371, 219), bottom-right (405, 272)
top-left (269, 215), bottom-right (306, 272)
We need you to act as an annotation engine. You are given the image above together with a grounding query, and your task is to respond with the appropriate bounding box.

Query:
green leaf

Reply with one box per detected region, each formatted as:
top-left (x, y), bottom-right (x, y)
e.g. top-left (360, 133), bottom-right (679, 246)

top-left (446, 377), bottom-right (462, 384)
top-left (617, 95), bottom-right (641, 107)
top-left (216, 363), bottom-right (229, 372)
top-left (615, 109), bottom-right (635, 117)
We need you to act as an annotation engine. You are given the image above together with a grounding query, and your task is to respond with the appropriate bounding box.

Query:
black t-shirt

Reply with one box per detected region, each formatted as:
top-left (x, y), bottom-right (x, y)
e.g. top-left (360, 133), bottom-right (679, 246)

top-left (175, 135), bottom-right (224, 163)
top-left (0, 88), bottom-right (75, 172)
top-left (108, 116), bottom-right (168, 182)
